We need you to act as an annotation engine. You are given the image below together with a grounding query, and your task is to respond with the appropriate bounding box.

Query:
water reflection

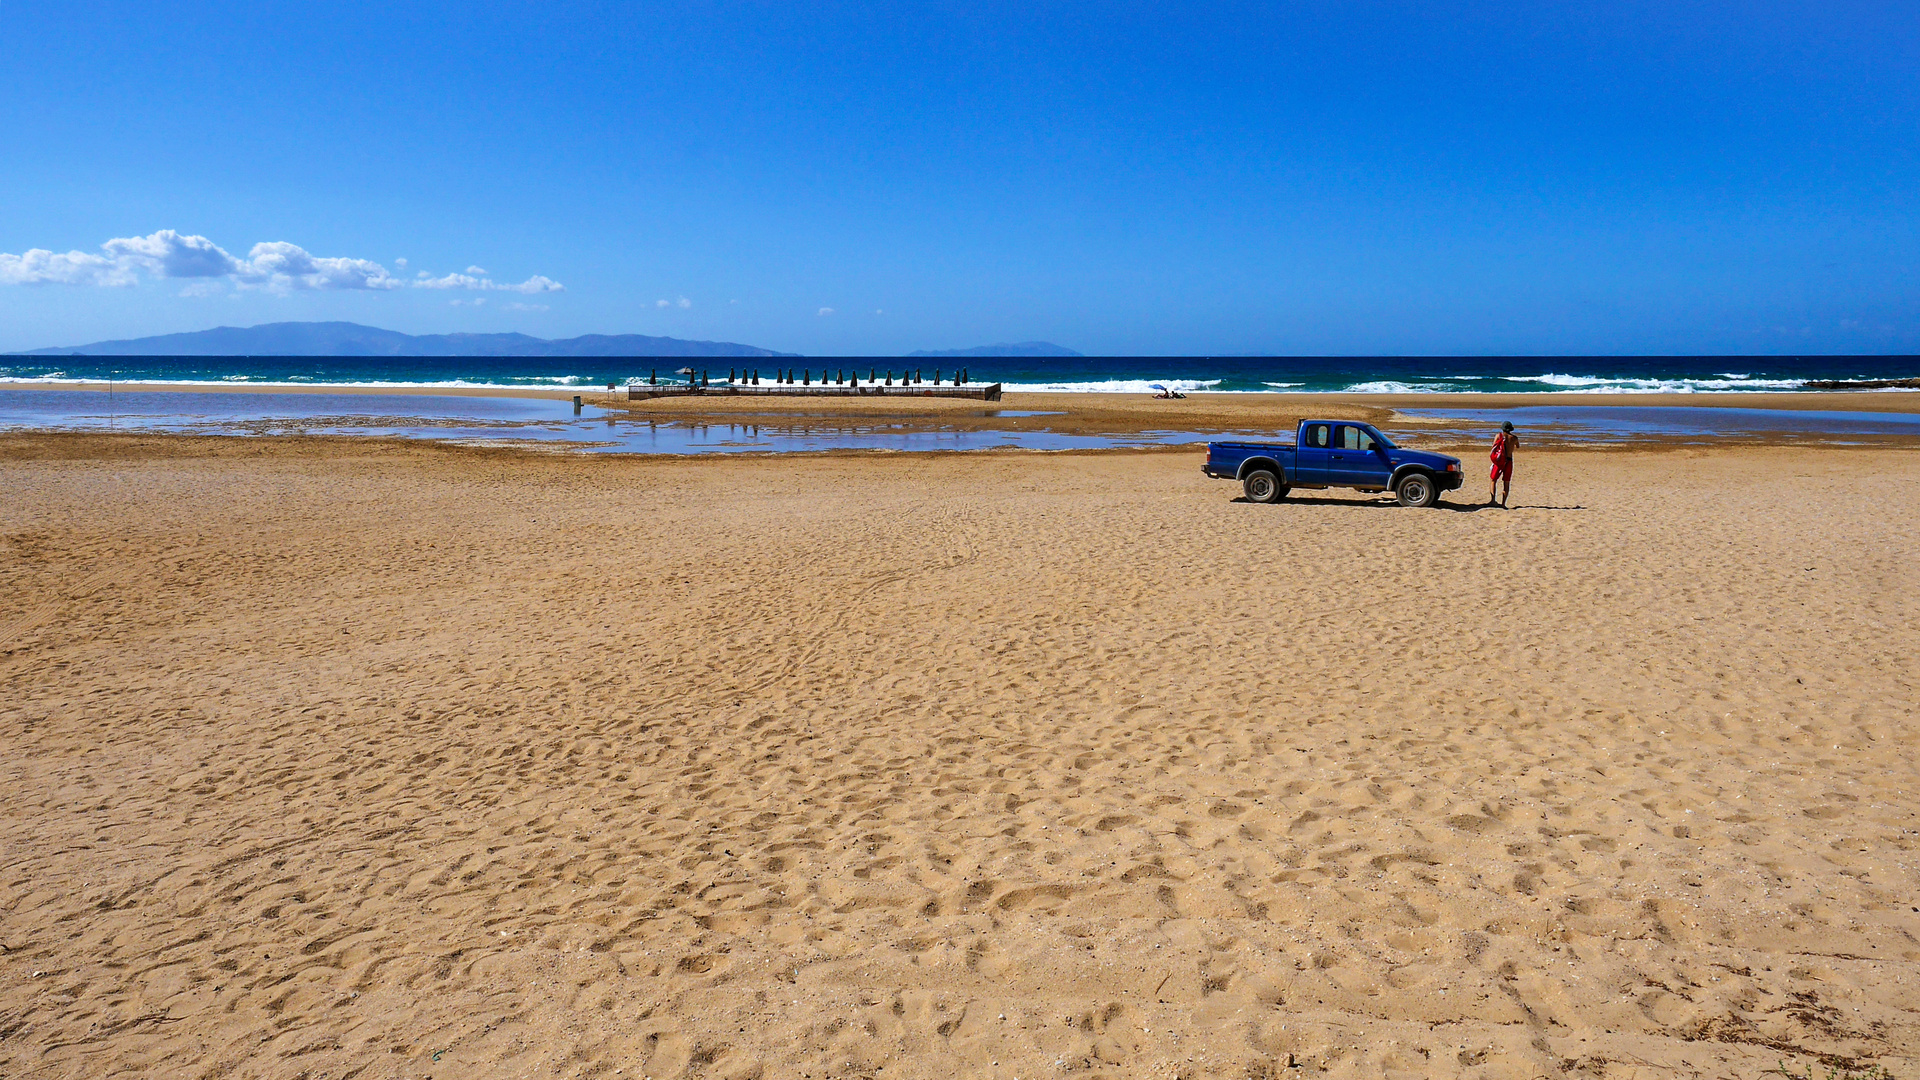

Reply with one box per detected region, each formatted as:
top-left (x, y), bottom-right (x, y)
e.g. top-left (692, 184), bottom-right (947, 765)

top-left (1402, 405), bottom-right (1920, 442)
top-left (562, 418), bottom-right (1220, 453)
top-left (0, 390), bottom-right (1222, 453)
top-left (9, 391), bottom-right (1914, 455)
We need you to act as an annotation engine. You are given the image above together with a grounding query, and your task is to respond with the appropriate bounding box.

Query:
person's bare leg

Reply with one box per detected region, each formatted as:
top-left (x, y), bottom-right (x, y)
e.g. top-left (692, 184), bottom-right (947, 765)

top-left (1500, 477), bottom-right (1510, 507)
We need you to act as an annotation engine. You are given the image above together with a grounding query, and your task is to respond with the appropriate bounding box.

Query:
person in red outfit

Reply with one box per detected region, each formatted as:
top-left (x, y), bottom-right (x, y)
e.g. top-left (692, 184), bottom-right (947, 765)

top-left (1489, 420), bottom-right (1517, 507)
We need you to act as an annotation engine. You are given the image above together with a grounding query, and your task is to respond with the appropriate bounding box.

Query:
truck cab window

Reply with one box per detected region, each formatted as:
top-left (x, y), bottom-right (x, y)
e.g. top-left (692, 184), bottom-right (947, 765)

top-left (1304, 424), bottom-right (1331, 448)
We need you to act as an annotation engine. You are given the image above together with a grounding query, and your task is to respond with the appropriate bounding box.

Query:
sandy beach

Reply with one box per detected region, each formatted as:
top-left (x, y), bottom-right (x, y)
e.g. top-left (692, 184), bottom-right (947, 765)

top-left (2, 427), bottom-right (1918, 1079)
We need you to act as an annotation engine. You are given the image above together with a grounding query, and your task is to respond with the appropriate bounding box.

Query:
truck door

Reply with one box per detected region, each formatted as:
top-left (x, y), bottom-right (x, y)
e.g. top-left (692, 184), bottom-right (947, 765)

top-left (1295, 422), bottom-right (1332, 484)
top-left (1329, 425), bottom-right (1393, 488)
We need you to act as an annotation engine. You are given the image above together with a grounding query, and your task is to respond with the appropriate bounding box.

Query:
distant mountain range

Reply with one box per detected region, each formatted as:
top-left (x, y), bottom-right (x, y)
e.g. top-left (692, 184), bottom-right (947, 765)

top-left (14, 322), bottom-right (1084, 359)
top-left (17, 321), bottom-right (798, 358)
top-left (907, 342), bottom-right (1082, 358)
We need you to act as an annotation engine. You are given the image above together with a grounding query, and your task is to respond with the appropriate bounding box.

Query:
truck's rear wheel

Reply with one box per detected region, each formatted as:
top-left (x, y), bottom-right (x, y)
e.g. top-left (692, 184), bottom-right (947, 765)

top-left (1395, 473), bottom-right (1437, 508)
top-left (1242, 469), bottom-right (1283, 503)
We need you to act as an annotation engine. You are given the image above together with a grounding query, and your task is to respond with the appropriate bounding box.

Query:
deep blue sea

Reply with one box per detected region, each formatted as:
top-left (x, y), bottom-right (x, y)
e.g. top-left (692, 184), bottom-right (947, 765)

top-left (2, 354), bottom-right (1916, 393)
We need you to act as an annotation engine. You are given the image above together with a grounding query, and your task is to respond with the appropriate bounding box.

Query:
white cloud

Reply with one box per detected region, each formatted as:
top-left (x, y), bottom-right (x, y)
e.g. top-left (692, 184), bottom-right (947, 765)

top-left (677, 296), bottom-right (691, 309)
top-left (418, 271), bottom-right (563, 294)
top-left (423, 273), bottom-right (492, 290)
top-left (102, 229), bottom-right (240, 278)
top-left (818, 307), bottom-right (835, 316)
top-left (656, 298), bottom-right (670, 308)
top-left (504, 301), bottom-right (549, 312)
top-left (395, 257), bottom-right (408, 268)
top-left (0, 248), bottom-right (133, 286)
top-left (0, 230), bottom-right (562, 296)
top-left (450, 297), bottom-right (488, 307)
top-left (238, 241), bottom-right (401, 292)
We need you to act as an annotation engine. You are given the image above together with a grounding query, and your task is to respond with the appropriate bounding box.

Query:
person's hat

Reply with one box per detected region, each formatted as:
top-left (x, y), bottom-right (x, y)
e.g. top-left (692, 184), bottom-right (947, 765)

top-left (1501, 421), bottom-right (1515, 432)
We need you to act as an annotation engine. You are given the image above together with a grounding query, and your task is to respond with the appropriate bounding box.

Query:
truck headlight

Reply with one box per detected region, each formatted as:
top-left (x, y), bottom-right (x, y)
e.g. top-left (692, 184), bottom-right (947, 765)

top-left (1446, 462), bottom-right (1459, 471)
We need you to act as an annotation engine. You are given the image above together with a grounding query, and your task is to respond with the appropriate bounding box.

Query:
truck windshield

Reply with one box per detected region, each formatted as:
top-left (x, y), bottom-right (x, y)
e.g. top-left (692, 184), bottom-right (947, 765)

top-left (1339, 426), bottom-right (1396, 451)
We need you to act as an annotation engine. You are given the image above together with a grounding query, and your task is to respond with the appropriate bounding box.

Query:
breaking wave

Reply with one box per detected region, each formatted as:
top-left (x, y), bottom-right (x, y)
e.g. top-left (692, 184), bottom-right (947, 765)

top-left (996, 378), bottom-right (1225, 394)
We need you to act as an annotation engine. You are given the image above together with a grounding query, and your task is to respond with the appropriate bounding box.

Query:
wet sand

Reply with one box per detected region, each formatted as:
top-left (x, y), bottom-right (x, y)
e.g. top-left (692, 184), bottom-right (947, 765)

top-left (1, 435), bottom-right (1917, 1079)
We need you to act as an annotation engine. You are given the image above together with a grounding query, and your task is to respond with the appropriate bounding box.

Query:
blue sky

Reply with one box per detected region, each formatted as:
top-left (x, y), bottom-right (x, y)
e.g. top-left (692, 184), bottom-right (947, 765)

top-left (2, 1), bottom-right (1916, 355)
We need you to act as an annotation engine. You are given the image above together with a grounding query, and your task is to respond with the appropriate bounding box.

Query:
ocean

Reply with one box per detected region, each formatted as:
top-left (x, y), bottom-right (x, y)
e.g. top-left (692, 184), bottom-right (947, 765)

top-left (1, 353), bottom-right (1916, 394)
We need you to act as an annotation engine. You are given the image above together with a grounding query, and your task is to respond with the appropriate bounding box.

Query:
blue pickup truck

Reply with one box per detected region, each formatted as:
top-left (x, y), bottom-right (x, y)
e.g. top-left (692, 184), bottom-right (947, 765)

top-left (1204, 420), bottom-right (1465, 507)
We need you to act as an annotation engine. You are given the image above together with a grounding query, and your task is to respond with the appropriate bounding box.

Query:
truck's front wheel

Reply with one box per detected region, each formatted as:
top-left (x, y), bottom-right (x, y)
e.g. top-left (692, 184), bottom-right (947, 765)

top-left (1395, 473), bottom-right (1437, 508)
top-left (1242, 470), bottom-right (1285, 503)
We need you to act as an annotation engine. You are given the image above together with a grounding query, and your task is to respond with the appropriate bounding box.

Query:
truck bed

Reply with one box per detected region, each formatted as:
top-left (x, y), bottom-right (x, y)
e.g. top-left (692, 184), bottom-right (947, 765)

top-left (1202, 441), bottom-right (1293, 479)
